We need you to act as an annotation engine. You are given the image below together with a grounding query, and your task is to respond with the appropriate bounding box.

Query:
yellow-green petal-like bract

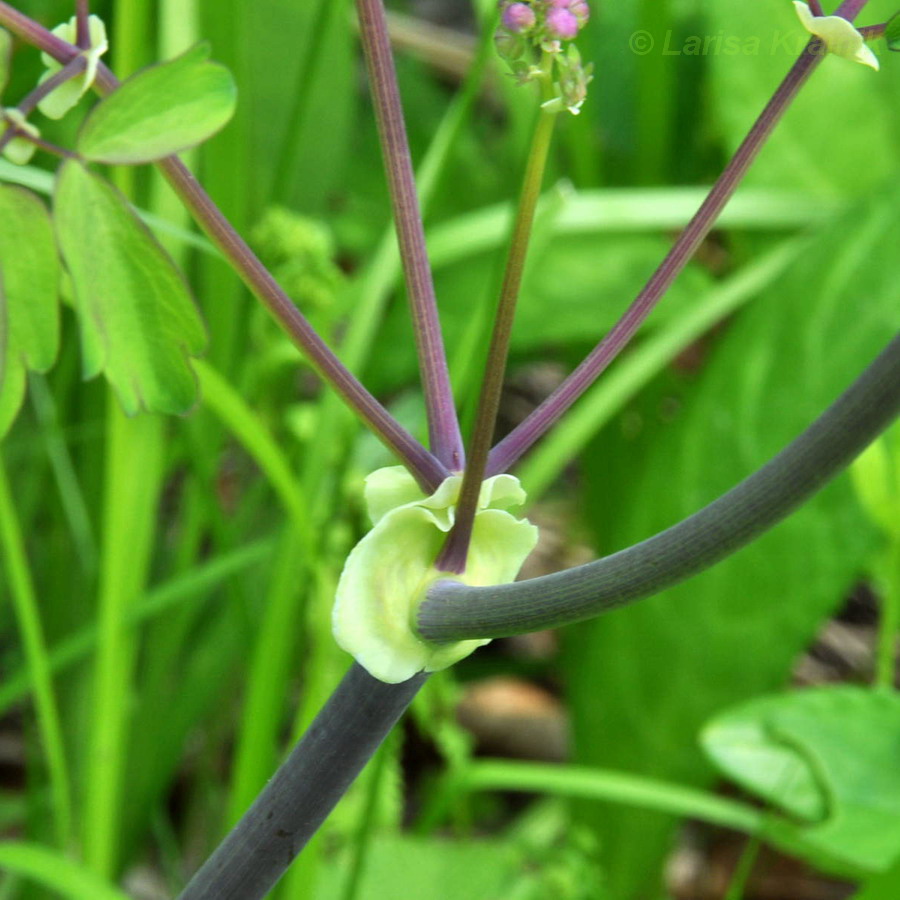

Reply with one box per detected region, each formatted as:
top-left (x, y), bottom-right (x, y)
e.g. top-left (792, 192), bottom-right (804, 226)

top-left (333, 467), bottom-right (539, 683)
top-left (793, 1), bottom-right (879, 70)
top-left (37, 15), bottom-right (108, 120)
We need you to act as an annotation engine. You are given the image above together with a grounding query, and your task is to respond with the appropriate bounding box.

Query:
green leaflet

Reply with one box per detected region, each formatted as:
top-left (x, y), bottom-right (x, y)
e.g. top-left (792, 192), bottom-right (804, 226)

top-left (0, 185), bottom-right (60, 437)
top-left (78, 43), bottom-right (236, 164)
top-left (703, 687), bottom-right (900, 873)
top-left (54, 161), bottom-right (206, 415)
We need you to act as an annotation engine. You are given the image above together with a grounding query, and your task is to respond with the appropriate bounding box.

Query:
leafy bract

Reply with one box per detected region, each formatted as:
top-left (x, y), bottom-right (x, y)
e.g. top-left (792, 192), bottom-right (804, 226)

top-left (703, 687), bottom-right (900, 872)
top-left (78, 43), bottom-right (237, 164)
top-left (0, 185), bottom-right (59, 436)
top-left (54, 162), bottom-right (206, 414)
top-left (37, 15), bottom-right (107, 120)
top-left (333, 467), bottom-right (538, 683)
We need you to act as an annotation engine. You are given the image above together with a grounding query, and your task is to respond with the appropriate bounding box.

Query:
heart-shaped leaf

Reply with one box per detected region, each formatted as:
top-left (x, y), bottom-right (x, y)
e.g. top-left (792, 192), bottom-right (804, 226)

top-left (54, 161), bottom-right (206, 414)
top-left (77, 43), bottom-right (236, 164)
top-left (703, 687), bottom-right (900, 873)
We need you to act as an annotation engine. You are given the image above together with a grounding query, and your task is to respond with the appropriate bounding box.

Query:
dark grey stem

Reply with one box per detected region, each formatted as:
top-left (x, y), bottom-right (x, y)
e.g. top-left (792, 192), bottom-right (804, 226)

top-left (486, 41), bottom-right (825, 476)
top-left (356, 0), bottom-right (465, 471)
top-left (0, 1), bottom-right (450, 493)
top-left (420, 333), bottom-right (900, 641)
top-left (178, 664), bottom-right (428, 900)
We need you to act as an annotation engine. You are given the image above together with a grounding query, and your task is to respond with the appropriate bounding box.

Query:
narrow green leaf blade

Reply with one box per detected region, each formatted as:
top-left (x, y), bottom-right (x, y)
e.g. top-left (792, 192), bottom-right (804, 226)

top-left (54, 162), bottom-right (206, 414)
top-left (0, 28), bottom-right (11, 96)
top-left (0, 185), bottom-right (60, 436)
top-left (77, 43), bottom-right (237, 164)
top-left (0, 842), bottom-right (130, 900)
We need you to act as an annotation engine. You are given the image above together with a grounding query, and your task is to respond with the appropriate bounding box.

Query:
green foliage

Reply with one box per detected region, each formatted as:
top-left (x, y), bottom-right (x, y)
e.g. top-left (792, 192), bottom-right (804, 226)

top-left (0, 184), bottom-right (59, 435)
top-left (575, 187), bottom-right (900, 896)
top-left (887, 14), bottom-right (900, 53)
top-left (78, 42), bottom-right (237, 164)
top-left (704, 687), bottom-right (900, 873)
top-left (854, 858), bottom-right (900, 899)
top-left (0, 842), bottom-right (130, 900)
top-left (0, 27), bottom-right (10, 94)
top-left (0, 0), bottom-right (898, 896)
top-left (54, 160), bottom-right (206, 414)
top-left (708, 0), bottom-right (900, 197)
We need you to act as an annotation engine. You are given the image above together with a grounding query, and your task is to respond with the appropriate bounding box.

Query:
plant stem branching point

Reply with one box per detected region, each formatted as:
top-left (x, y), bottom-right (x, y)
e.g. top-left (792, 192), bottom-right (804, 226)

top-left (332, 466), bottom-right (538, 683)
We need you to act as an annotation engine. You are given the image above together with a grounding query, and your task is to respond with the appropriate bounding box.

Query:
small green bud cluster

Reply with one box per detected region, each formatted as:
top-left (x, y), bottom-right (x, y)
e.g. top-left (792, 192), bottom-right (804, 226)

top-left (495, 0), bottom-right (593, 115)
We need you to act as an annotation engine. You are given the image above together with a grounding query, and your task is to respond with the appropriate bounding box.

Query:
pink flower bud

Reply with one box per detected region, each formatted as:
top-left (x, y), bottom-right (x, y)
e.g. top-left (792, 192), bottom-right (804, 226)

top-left (545, 7), bottom-right (579, 40)
top-left (569, 0), bottom-right (590, 26)
top-left (502, 2), bottom-right (537, 34)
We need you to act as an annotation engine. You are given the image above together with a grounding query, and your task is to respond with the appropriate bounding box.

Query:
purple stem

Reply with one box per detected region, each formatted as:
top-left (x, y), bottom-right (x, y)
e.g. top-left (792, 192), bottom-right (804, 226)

top-left (485, 44), bottom-right (824, 477)
top-left (75, 0), bottom-right (90, 48)
top-left (16, 54), bottom-right (86, 115)
top-left (0, 1), bottom-right (450, 493)
top-left (486, 0), bottom-right (874, 477)
top-left (835, 0), bottom-right (870, 19)
top-left (356, 0), bottom-right (464, 471)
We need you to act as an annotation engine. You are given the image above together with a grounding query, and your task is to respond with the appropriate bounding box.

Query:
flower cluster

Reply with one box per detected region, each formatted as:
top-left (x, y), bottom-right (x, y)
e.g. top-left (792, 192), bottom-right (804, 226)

top-left (496, 0), bottom-right (593, 115)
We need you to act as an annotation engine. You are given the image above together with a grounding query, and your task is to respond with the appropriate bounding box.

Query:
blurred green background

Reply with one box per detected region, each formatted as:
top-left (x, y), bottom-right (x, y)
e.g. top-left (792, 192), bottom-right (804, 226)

top-left (1, 0), bottom-right (899, 898)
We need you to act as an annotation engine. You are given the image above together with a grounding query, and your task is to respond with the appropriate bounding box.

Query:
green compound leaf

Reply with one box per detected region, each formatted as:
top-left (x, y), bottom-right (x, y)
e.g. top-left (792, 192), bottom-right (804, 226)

top-left (0, 28), bottom-right (11, 96)
top-left (54, 161), bottom-right (206, 415)
top-left (0, 185), bottom-right (60, 437)
top-left (703, 687), bottom-right (900, 873)
top-left (887, 14), bottom-right (900, 52)
top-left (77, 43), bottom-right (237, 164)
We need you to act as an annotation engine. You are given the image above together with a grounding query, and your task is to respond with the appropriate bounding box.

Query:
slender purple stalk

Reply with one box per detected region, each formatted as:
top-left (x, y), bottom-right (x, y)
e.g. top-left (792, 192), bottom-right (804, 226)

top-left (485, 44), bottom-right (824, 476)
top-left (0, 1), bottom-right (450, 493)
top-left (486, 0), bottom-right (874, 477)
top-left (438, 106), bottom-right (558, 573)
top-left (0, 56), bottom-right (85, 156)
top-left (836, 0), bottom-right (870, 20)
top-left (356, 0), bottom-right (465, 471)
top-left (15, 55), bottom-right (86, 115)
top-left (75, 0), bottom-right (90, 48)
